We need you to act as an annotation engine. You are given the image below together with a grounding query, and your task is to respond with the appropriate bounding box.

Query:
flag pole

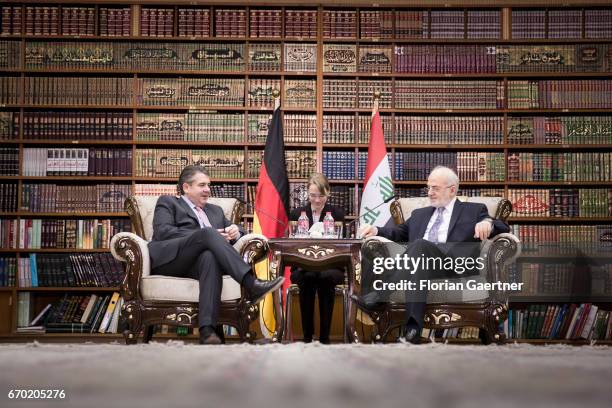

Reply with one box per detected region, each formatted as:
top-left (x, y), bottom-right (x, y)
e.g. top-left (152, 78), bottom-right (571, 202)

top-left (372, 90), bottom-right (380, 116)
top-left (273, 89), bottom-right (280, 110)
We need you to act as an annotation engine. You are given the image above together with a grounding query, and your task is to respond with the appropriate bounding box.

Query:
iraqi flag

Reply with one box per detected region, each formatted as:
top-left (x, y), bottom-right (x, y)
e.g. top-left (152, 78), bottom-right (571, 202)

top-left (253, 100), bottom-right (289, 337)
top-left (359, 105), bottom-right (394, 228)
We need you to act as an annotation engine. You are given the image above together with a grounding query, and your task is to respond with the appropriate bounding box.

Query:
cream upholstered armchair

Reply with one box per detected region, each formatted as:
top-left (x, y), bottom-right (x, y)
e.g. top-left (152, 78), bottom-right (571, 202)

top-left (110, 196), bottom-right (270, 344)
top-left (355, 197), bottom-right (521, 344)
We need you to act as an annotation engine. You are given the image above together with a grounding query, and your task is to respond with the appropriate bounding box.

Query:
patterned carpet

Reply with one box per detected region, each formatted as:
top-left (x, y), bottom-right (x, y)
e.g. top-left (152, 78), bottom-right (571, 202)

top-left (1, 341), bottom-right (611, 408)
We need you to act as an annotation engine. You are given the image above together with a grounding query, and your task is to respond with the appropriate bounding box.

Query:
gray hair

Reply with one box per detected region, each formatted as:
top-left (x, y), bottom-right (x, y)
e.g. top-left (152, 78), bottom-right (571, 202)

top-left (429, 166), bottom-right (459, 189)
top-left (177, 165), bottom-right (209, 195)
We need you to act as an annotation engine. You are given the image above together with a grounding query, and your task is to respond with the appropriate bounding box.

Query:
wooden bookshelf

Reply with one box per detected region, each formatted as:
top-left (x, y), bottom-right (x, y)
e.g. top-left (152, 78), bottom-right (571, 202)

top-left (1, 0), bottom-right (611, 343)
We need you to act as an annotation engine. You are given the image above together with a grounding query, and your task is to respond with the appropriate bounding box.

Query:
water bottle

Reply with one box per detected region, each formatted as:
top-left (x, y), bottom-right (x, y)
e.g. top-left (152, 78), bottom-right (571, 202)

top-left (297, 211), bottom-right (309, 237)
top-left (323, 212), bottom-right (335, 238)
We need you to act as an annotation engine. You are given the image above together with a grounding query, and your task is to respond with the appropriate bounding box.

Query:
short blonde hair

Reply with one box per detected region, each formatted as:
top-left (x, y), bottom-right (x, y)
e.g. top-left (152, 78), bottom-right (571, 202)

top-left (308, 173), bottom-right (331, 196)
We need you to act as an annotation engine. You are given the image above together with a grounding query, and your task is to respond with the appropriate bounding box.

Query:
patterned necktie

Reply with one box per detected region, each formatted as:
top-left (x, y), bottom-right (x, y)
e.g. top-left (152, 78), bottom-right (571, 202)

top-left (194, 206), bottom-right (212, 228)
top-left (427, 207), bottom-right (445, 244)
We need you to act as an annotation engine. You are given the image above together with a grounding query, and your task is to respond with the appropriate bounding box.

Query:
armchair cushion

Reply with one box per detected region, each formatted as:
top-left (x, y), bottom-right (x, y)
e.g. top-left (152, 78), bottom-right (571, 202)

top-left (141, 275), bottom-right (241, 302)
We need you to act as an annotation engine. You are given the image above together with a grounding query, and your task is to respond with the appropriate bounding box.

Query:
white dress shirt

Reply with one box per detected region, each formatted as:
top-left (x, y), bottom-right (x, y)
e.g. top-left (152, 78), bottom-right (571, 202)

top-left (422, 197), bottom-right (457, 244)
top-left (181, 195), bottom-right (211, 228)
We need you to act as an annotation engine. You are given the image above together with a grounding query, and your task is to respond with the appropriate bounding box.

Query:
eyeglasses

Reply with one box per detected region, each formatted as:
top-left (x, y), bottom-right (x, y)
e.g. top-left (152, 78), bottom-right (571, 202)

top-left (308, 193), bottom-right (328, 200)
top-left (424, 185), bottom-right (453, 193)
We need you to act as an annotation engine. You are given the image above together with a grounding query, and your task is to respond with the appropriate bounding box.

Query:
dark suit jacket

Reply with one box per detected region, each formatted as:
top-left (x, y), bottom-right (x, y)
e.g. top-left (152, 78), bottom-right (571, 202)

top-left (377, 199), bottom-right (509, 243)
top-left (148, 195), bottom-right (244, 269)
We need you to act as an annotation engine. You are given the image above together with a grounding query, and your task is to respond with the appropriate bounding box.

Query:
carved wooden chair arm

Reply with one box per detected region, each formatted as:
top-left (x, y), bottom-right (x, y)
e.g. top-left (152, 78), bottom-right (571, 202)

top-left (481, 232), bottom-right (522, 302)
top-left (234, 233), bottom-right (270, 265)
top-left (110, 232), bottom-right (149, 303)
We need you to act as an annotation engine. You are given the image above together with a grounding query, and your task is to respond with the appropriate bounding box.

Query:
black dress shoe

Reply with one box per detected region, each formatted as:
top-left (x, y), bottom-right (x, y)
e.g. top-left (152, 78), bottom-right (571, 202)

top-left (248, 276), bottom-right (285, 303)
top-left (350, 293), bottom-right (387, 312)
top-left (199, 332), bottom-right (222, 345)
top-left (404, 327), bottom-right (422, 344)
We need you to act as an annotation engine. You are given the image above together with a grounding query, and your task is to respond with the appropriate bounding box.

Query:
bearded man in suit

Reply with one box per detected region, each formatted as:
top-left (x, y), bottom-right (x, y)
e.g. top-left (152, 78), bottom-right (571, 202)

top-left (355, 166), bottom-right (509, 343)
top-left (149, 165), bottom-right (284, 344)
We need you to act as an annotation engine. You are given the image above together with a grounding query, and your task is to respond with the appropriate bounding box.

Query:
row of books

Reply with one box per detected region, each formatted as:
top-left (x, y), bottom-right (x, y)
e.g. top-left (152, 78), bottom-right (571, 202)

top-left (17, 252), bottom-right (124, 288)
top-left (23, 77), bottom-right (133, 106)
top-left (177, 8), bottom-right (210, 38)
top-left (0, 219), bottom-right (18, 248)
top-left (508, 116), bottom-right (612, 145)
top-left (137, 112), bottom-right (244, 142)
top-left (323, 115), bottom-right (393, 144)
top-left (5, 111), bottom-right (609, 147)
top-left (0, 148), bottom-right (18, 176)
top-left (9, 41), bottom-right (612, 75)
top-left (14, 218), bottom-right (131, 250)
top-left (135, 149), bottom-right (244, 179)
top-left (284, 80), bottom-right (317, 109)
top-left (20, 111), bottom-right (133, 141)
top-left (512, 9), bottom-right (612, 39)
top-left (0, 6), bottom-right (130, 37)
top-left (0, 256), bottom-right (16, 287)
top-left (284, 43), bottom-right (317, 72)
top-left (508, 152), bottom-right (612, 182)
top-left (359, 10), bottom-right (393, 39)
top-left (15, 6), bottom-right (96, 37)
top-left (21, 184), bottom-right (130, 213)
top-left (511, 224), bottom-right (612, 253)
top-left (394, 116), bottom-right (503, 145)
top-left (420, 326), bottom-right (482, 341)
top-left (322, 10), bottom-right (357, 39)
top-left (322, 151), bottom-right (363, 180)
top-left (0, 77), bottom-right (20, 105)
top-left (0, 41), bottom-right (19, 69)
top-left (17, 292), bottom-right (124, 334)
top-left (395, 152), bottom-right (506, 182)
top-left (22, 148), bottom-right (132, 177)
top-left (6, 77), bottom-right (612, 110)
top-left (5, 145), bottom-right (612, 185)
top-left (505, 303), bottom-right (612, 341)
top-left (515, 262), bottom-right (612, 296)
top-left (134, 182), bottom-right (247, 202)
top-left (285, 10), bottom-right (317, 39)
top-left (508, 188), bottom-right (612, 218)
top-left (246, 150), bottom-right (316, 179)
top-left (322, 79), bottom-right (393, 109)
top-left (396, 187), bottom-right (506, 199)
top-left (100, 7), bottom-right (131, 37)
top-left (3, 6), bottom-right (611, 40)
top-left (140, 8), bottom-right (173, 38)
top-left (324, 44), bottom-right (391, 73)
top-left (394, 80), bottom-right (504, 110)
top-left (0, 183), bottom-right (18, 212)
top-left (138, 78), bottom-right (244, 107)
top-left (249, 9), bottom-right (282, 38)
top-left (248, 78), bottom-right (281, 108)
top-left (214, 9), bottom-right (247, 38)
top-left (508, 80), bottom-right (612, 109)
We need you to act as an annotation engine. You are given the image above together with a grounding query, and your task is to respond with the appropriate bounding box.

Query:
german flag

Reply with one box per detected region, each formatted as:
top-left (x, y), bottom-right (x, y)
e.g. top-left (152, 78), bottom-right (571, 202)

top-left (253, 101), bottom-right (289, 337)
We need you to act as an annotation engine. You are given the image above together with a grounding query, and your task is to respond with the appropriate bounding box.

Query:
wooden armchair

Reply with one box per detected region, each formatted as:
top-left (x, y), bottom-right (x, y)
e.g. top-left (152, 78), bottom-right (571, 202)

top-left (352, 197), bottom-right (521, 344)
top-left (110, 196), bottom-right (270, 344)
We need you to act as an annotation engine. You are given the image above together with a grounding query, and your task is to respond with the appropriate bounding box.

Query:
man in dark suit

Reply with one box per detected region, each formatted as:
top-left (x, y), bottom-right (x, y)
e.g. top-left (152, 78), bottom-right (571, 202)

top-left (355, 166), bottom-right (509, 343)
top-left (150, 165), bottom-right (284, 344)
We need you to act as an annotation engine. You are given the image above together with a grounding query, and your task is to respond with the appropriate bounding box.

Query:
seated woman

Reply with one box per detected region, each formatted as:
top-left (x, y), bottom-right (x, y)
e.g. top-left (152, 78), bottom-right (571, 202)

top-left (289, 173), bottom-right (345, 344)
